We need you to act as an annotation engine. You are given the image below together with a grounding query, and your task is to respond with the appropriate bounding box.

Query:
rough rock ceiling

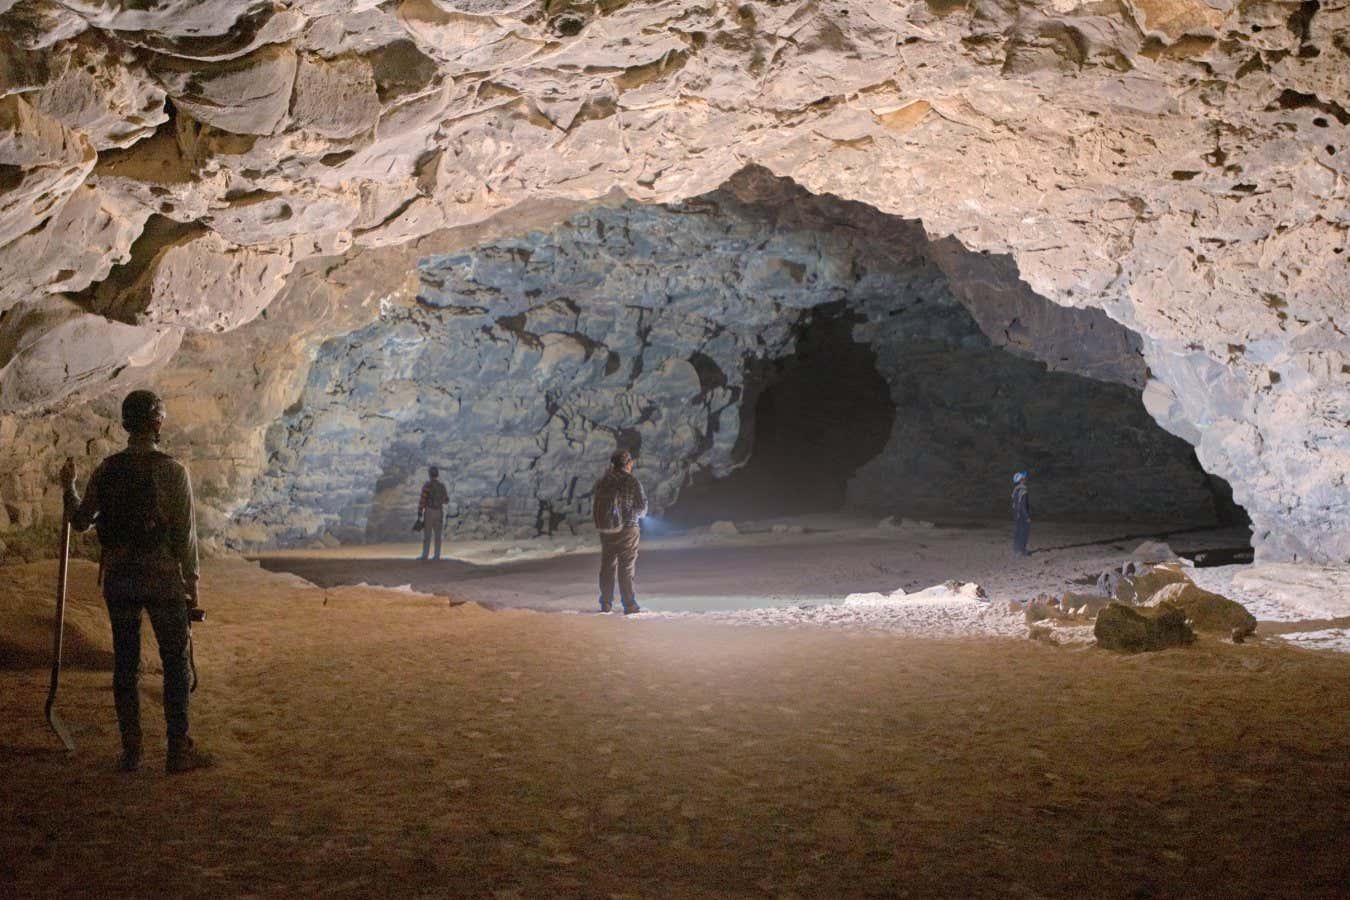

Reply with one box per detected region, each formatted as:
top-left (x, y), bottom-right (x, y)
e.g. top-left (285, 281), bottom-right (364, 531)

top-left (0, 0), bottom-right (1345, 562)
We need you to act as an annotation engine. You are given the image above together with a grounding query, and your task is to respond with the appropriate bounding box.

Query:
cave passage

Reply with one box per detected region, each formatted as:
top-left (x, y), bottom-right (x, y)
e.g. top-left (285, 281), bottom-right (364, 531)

top-left (665, 308), bottom-right (896, 527)
top-left (244, 170), bottom-right (1252, 548)
top-left (665, 313), bottom-right (1252, 536)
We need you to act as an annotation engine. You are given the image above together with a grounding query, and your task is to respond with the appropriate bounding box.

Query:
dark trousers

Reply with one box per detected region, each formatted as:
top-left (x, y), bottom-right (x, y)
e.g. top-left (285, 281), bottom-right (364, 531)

top-left (1013, 516), bottom-right (1031, 556)
top-left (598, 526), bottom-right (640, 612)
top-left (421, 507), bottom-right (445, 559)
top-left (104, 586), bottom-right (191, 742)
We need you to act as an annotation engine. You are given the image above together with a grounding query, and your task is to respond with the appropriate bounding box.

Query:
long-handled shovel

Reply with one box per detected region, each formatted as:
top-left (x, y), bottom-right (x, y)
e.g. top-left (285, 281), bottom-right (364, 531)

top-left (44, 512), bottom-right (76, 751)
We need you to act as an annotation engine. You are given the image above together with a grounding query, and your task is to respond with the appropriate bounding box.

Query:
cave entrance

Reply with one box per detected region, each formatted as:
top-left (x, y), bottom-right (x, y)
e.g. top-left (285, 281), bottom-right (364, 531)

top-left (665, 306), bottom-right (895, 527)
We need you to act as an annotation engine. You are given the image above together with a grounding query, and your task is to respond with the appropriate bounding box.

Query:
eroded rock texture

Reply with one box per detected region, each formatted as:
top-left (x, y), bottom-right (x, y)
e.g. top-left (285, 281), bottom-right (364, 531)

top-left (0, 0), bottom-right (1345, 560)
top-left (242, 177), bottom-right (1213, 543)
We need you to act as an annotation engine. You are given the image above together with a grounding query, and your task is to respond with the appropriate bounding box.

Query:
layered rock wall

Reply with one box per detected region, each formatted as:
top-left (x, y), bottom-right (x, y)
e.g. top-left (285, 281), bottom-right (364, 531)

top-left (0, 0), bottom-right (1345, 560)
top-left (244, 179), bottom-right (1214, 543)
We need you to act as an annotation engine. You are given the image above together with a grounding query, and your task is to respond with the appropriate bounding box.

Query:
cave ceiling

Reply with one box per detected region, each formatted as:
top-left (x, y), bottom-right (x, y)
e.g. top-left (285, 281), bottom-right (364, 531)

top-left (0, 0), bottom-right (1346, 562)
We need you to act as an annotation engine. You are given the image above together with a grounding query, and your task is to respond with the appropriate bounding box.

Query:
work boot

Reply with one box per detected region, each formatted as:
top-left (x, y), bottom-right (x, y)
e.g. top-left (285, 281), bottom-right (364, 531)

top-left (166, 737), bottom-right (214, 774)
top-left (117, 737), bottom-right (142, 773)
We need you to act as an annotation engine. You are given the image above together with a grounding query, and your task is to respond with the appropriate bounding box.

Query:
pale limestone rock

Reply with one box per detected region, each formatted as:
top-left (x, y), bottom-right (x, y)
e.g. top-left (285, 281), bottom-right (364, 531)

top-left (291, 53), bottom-right (383, 140)
top-left (149, 44), bottom-right (297, 135)
top-left (0, 0), bottom-right (89, 50)
top-left (0, 296), bottom-right (181, 415)
top-left (0, 185), bottom-right (151, 311)
top-left (79, 221), bottom-right (297, 333)
top-left (26, 37), bottom-right (168, 150)
top-left (125, 232), bottom-right (295, 332)
top-left (89, 126), bottom-right (231, 224)
top-left (0, 95), bottom-right (97, 249)
top-left (201, 189), bottom-right (361, 245)
top-left (301, 6), bottom-right (409, 59)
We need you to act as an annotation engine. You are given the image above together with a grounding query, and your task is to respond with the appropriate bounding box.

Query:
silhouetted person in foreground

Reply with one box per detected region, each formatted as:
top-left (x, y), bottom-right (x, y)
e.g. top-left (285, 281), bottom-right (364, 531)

top-left (60, 390), bottom-right (212, 774)
top-left (1012, 470), bottom-right (1032, 557)
top-left (417, 466), bottom-right (450, 561)
top-left (593, 450), bottom-right (648, 614)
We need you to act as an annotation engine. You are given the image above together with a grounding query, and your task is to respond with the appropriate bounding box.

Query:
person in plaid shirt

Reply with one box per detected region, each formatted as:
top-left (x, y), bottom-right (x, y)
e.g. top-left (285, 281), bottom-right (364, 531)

top-left (418, 466), bottom-right (450, 561)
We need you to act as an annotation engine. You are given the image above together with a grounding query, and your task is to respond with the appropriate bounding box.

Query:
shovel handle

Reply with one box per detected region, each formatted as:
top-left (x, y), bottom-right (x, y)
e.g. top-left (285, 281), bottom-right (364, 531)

top-left (44, 513), bottom-right (75, 751)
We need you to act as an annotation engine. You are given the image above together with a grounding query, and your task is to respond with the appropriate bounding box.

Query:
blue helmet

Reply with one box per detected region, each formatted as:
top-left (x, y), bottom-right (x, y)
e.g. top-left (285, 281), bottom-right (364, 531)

top-left (1013, 471), bottom-right (1028, 484)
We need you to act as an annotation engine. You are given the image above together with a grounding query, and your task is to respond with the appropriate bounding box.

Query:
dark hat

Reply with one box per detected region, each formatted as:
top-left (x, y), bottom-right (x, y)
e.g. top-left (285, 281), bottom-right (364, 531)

top-left (122, 389), bottom-right (166, 432)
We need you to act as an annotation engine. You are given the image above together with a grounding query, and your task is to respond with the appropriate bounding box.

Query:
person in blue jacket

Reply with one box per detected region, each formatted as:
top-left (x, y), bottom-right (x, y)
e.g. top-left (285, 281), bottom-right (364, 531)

top-left (1012, 471), bottom-right (1031, 557)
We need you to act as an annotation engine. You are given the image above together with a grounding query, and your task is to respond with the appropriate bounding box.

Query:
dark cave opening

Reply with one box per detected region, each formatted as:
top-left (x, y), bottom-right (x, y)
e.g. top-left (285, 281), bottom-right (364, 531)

top-left (665, 307), bottom-right (896, 527)
top-left (664, 313), bottom-right (1254, 538)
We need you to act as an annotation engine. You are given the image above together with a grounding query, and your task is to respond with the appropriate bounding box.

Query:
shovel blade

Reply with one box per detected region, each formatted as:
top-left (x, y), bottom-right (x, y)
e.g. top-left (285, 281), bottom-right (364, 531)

top-left (45, 702), bottom-right (75, 752)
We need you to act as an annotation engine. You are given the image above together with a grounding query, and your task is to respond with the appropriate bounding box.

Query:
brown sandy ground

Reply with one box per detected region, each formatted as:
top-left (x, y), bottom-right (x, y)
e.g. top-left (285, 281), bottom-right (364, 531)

top-left (2, 556), bottom-right (1348, 898)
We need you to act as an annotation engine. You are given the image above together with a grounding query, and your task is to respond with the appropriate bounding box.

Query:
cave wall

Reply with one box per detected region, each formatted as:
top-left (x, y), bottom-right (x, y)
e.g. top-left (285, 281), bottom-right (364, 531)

top-left (848, 340), bottom-right (1214, 522)
top-left (246, 177), bottom-right (1214, 544)
top-left (0, 0), bottom-right (1345, 561)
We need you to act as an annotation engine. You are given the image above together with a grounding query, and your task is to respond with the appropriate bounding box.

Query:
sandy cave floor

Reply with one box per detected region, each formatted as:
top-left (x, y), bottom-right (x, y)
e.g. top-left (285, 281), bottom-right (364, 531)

top-left (2, 520), bottom-right (1349, 897)
top-left (253, 516), bottom-right (1259, 611)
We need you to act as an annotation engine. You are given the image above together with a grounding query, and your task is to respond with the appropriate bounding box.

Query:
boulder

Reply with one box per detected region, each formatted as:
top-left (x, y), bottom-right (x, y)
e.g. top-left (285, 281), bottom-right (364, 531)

top-left (1059, 590), bottom-right (1112, 618)
top-left (1114, 563), bottom-right (1190, 606)
top-left (1130, 540), bottom-right (1177, 564)
top-left (1147, 582), bottom-right (1257, 642)
top-left (709, 520), bottom-right (739, 536)
top-left (1094, 601), bottom-right (1195, 653)
top-left (1029, 621), bottom-right (1097, 647)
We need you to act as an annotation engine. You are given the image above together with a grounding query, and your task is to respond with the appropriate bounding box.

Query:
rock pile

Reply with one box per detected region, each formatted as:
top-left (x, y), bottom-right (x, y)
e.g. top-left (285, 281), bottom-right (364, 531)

top-left (1027, 557), bottom-right (1260, 652)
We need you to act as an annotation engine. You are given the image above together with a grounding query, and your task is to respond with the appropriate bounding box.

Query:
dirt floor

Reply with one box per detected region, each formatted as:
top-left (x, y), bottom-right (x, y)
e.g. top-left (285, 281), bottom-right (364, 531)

top-left (2, 522), bottom-right (1348, 898)
top-left (251, 517), bottom-right (1256, 612)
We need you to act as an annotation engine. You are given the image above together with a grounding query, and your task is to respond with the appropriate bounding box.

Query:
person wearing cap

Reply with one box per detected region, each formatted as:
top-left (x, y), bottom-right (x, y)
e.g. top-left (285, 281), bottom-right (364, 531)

top-left (591, 449), bottom-right (648, 614)
top-left (417, 466), bottom-right (450, 561)
top-left (59, 389), bottom-right (212, 773)
top-left (1012, 470), bottom-right (1032, 557)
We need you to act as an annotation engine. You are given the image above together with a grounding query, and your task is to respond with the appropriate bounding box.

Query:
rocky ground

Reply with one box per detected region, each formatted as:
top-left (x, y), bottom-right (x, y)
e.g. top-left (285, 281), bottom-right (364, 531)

top-left (3, 520), bottom-right (1347, 896)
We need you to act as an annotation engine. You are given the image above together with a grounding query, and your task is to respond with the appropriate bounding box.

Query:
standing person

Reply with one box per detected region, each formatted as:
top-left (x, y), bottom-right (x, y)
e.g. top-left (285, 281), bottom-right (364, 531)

top-left (592, 450), bottom-right (647, 614)
top-left (417, 466), bottom-right (450, 561)
top-left (1012, 470), bottom-right (1032, 557)
top-left (60, 390), bottom-right (212, 774)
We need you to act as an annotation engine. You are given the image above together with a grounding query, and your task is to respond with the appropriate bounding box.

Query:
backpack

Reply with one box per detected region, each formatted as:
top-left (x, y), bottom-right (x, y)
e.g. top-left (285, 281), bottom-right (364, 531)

top-left (428, 480), bottom-right (449, 507)
top-left (593, 476), bottom-right (622, 531)
top-left (95, 451), bottom-right (170, 554)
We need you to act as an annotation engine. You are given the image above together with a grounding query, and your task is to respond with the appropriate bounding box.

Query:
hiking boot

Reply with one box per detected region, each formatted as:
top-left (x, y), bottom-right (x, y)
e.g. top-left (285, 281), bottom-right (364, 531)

top-left (599, 599), bottom-right (613, 613)
top-left (117, 738), bottom-right (142, 773)
top-left (166, 737), bottom-right (214, 774)
top-left (623, 604), bottom-right (642, 615)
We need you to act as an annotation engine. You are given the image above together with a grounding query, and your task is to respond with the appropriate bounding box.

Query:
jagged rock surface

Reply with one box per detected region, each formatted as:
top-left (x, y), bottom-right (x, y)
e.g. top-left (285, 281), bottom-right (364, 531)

top-left (242, 179), bottom-right (1215, 543)
top-left (0, 0), bottom-right (1345, 560)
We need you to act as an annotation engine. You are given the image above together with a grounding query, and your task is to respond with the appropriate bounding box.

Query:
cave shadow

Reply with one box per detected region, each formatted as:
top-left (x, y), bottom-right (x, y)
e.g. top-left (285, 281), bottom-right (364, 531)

top-left (252, 555), bottom-right (486, 589)
top-left (665, 305), bottom-right (895, 528)
top-left (1029, 523), bottom-right (1248, 554)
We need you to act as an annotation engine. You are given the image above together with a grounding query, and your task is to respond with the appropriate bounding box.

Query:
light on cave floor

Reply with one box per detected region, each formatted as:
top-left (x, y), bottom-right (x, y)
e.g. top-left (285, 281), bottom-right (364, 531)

top-left (638, 593), bottom-right (840, 613)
